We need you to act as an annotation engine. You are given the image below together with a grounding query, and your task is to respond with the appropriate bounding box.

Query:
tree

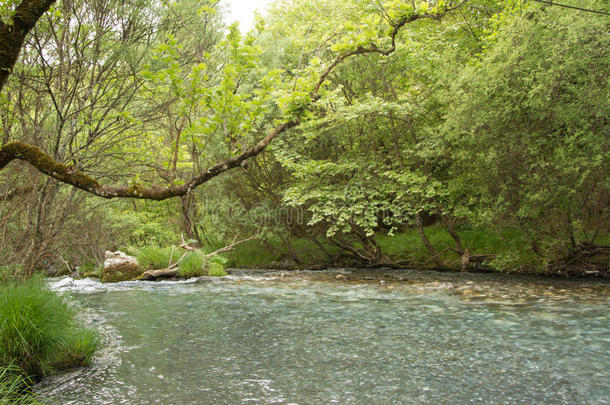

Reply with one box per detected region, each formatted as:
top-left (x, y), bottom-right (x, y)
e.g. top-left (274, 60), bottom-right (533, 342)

top-left (0, 0), bottom-right (464, 201)
top-left (444, 1), bottom-right (609, 268)
top-left (267, 0), bottom-right (498, 266)
top-left (0, 0), bottom-right (182, 270)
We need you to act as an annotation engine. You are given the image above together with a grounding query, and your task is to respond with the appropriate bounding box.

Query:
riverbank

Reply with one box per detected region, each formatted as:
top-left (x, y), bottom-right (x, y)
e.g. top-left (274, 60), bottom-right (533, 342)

top-left (220, 228), bottom-right (609, 278)
top-left (0, 276), bottom-right (99, 403)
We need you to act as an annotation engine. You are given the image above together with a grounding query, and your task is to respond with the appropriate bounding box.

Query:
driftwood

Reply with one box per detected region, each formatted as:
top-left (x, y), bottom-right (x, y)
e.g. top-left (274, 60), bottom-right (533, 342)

top-left (140, 266), bottom-right (179, 280)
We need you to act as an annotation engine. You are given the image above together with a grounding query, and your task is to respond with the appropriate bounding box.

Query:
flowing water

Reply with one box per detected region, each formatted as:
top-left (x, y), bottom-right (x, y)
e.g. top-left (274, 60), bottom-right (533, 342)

top-left (39, 269), bottom-right (609, 404)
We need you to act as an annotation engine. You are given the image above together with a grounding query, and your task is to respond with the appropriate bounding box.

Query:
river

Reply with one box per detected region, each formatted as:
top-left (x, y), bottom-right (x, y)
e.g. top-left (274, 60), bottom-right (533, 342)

top-left (38, 269), bottom-right (609, 404)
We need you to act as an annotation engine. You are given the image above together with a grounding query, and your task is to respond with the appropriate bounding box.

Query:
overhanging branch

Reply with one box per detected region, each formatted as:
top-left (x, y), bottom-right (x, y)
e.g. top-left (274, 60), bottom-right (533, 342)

top-left (0, 121), bottom-right (297, 200)
top-left (0, 1), bottom-right (464, 201)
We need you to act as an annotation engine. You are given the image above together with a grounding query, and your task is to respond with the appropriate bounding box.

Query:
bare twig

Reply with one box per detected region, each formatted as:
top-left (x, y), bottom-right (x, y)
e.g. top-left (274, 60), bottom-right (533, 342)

top-left (205, 235), bottom-right (256, 258)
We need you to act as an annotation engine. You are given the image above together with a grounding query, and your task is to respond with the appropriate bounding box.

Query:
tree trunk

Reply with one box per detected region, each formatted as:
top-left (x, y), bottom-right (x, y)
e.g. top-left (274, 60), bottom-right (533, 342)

top-left (416, 213), bottom-right (446, 268)
top-left (180, 193), bottom-right (201, 245)
top-left (442, 215), bottom-right (471, 271)
top-left (0, 0), bottom-right (57, 91)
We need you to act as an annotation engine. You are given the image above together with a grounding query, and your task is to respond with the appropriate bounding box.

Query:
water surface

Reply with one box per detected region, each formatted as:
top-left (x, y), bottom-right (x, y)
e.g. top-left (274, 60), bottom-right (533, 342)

top-left (39, 269), bottom-right (609, 404)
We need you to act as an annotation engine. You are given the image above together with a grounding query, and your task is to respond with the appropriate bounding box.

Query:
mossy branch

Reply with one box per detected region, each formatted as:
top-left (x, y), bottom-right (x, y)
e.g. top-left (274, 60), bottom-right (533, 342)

top-left (0, 121), bottom-right (297, 200)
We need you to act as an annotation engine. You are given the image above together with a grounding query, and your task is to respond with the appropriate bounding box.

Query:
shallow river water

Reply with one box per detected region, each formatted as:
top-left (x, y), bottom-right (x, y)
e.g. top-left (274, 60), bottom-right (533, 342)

top-left (39, 269), bottom-right (609, 404)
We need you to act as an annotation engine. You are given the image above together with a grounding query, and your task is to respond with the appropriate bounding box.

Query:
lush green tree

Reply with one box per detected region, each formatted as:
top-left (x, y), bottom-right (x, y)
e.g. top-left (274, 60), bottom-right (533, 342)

top-left (2, 0), bottom-right (606, 274)
top-left (261, 0), bottom-right (501, 265)
top-left (444, 1), bottom-right (609, 269)
top-left (1, 0), bottom-right (465, 271)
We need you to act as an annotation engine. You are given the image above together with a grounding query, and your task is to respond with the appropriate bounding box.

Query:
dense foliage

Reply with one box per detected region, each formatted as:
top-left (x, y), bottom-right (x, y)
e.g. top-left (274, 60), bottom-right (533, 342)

top-left (0, 0), bottom-right (608, 276)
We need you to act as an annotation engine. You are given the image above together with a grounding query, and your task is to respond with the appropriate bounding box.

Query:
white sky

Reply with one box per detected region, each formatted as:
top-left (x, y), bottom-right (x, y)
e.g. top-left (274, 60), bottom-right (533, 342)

top-left (222, 0), bottom-right (274, 31)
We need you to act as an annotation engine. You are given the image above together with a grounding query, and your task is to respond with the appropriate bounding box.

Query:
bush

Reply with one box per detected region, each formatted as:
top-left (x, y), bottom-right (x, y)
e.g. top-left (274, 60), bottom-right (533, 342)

top-left (0, 276), bottom-right (99, 379)
top-left (208, 262), bottom-right (228, 277)
top-left (137, 246), bottom-right (175, 269)
top-left (178, 251), bottom-right (208, 278)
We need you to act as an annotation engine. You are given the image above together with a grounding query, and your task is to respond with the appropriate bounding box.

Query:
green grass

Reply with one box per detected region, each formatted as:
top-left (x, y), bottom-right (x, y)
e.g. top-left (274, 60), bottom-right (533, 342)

top-left (136, 246), bottom-right (176, 269)
top-left (177, 252), bottom-right (228, 278)
top-left (138, 226), bottom-right (605, 273)
top-left (375, 226), bottom-right (537, 269)
top-left (224, 239), bottom-right (282, 267)
top-left (207, 262), bottom-right (228, 277)
top-left (596, 232), bottom-right (610, 246)
top-left (224, 238), bottom-right (336, 268)
top-left (224, 226), bottom-right (541, 271)
top-left (178, 251), bottom-right (207, 278)
top-left (0, 364), bottom-right (40, 404)
top-left (0, 276), bottom-right (99, 380)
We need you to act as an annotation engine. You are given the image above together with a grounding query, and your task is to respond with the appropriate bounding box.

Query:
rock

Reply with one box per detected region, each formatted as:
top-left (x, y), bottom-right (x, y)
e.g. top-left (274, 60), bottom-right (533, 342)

top-left (379, 280), bottom-right (387, 286)
top-left (104, 251), bottom-right (138, 267)
top-left (103, 263), bottom-right (143, 283)
top-left (336, 274), bottom-right (347, 280)
top-left (103, 251), bottom-right (141, 283)
top-left (398, 277), bottom-right (408, 282)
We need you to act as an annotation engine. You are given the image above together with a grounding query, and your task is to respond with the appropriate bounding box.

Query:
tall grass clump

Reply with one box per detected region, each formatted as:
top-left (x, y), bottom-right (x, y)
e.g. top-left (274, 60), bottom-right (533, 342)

top-left (0, 276), bottom-right (99, 380)
top-left (178, 251), bottom-right (207, 278)
top-left (177, 252), bottom-right (228, 278)
top-left (208, 255), bottom-right (228, 277)
top-left (0, 364), bottom-right (39, 404)
top-left (137, 246), bottom-right (174, 269)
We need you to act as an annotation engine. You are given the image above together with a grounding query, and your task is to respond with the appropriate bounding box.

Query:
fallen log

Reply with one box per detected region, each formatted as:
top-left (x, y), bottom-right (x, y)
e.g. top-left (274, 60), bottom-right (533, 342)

top-left (139, 266), bottom-right (179, 280)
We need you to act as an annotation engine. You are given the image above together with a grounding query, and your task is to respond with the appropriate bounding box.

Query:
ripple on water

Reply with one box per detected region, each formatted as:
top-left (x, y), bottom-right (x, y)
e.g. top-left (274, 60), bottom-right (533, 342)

top-left (41, 271), bottom-right (610, 404)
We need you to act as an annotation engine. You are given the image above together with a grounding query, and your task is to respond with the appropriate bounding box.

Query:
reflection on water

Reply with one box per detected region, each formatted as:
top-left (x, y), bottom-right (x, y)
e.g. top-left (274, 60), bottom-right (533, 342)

top-left (39, 269), bottom-right (609, 404)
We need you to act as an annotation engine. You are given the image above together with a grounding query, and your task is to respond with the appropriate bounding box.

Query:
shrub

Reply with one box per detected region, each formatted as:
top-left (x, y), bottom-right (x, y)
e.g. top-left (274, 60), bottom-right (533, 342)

top-left (209, 254), bottom-right (228, 267)
top-left (207, 261), bottom-right (228, 277)
top-left (178, 251), bottom-right (208, 278)
top-left (0, 276), bottom-right (99, 379)
top-left (137, 246), bottom-right (175, 269)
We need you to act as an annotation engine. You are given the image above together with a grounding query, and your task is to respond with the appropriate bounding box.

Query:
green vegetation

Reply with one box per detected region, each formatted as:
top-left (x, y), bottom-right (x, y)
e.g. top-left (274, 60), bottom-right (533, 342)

top-left (224, 228), bottom-right (537, 271)
top-left (207, 255), bottom-right (229, 277)
top-left (137, 247), bottom-right (175, 270)
top-left (0, 365), bottom-right (39, 405)
top-left (207, 262), bottom-right (228, 277)
top-left (0, 0), bottom-right (606, 401)
top-left (0, 277), bottom-right (99, 402)
top-left (0, 0), bottom-right (607, 278)
top-left (134, 246), bottom-right (228, 278)
top-left (178, 251), bottom-right (208, 278)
